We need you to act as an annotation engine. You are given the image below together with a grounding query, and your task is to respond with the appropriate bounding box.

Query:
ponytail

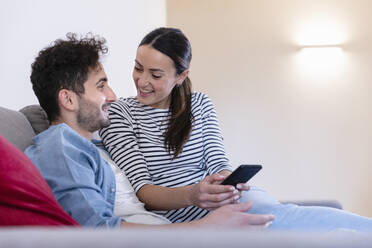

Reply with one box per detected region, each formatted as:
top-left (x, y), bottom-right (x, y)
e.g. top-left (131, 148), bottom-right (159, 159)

top-left (164, 77), bottom-right (192, 159)
top-left (139, 27), bottom-right (193, 159)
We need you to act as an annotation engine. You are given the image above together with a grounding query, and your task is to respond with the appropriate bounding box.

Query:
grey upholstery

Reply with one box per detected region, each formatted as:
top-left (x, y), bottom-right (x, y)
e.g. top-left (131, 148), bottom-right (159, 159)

top-left (0, 228), bottom-right (371, 248)
top-left (19, 104), bottom-right (49, 135)
top-left (0, 106), bottom-right (35, 151)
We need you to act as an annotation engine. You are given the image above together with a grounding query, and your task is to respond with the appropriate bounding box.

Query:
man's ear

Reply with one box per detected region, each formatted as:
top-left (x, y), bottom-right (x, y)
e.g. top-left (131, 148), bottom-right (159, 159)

top-left (176, 69), bottom-right (189, 85)
top-left (57, 89), bottom-right (78, 111)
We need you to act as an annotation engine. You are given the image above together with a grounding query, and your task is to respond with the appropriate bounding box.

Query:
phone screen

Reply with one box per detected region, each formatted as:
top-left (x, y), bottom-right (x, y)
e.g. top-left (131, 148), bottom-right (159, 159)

top-left (221, 164), bottom-right (262, 186)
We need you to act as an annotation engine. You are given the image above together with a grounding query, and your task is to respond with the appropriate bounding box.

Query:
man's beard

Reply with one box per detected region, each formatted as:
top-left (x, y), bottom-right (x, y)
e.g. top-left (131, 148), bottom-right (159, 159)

top-left (76, 97), bottom-right (110, 133)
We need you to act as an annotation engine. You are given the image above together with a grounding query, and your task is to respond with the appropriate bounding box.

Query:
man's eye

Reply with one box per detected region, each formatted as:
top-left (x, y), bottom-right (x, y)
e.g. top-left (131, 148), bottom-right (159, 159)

top-left (134, 67), bottom-right (143, 72)
top-left (152, 74), bottom-right (161, 79)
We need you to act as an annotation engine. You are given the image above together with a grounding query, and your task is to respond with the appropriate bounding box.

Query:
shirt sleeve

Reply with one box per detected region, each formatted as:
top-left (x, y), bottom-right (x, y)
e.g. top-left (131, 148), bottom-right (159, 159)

top-left (99, 100), bottom-right (153, 192)
top-left (26, 128), bottom-right (122, 228)
top-left (199, 93), bottom-right (233, 175)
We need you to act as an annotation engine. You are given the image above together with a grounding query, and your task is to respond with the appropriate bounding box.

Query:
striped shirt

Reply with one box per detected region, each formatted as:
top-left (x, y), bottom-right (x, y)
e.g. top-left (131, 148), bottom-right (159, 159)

top-left (100, 92), bottom-right (232, 223)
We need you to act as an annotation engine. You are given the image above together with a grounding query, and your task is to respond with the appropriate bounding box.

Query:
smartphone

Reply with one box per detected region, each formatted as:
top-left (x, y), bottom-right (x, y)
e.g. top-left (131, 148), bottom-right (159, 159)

top-left (221, 164), bottom-right (262, 187)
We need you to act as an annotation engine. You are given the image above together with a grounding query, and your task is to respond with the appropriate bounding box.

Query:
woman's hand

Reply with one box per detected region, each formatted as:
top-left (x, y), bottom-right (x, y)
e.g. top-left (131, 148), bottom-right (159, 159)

top-left (219, 170), bottom-right (251, 203)
top-left (189, 174), bottom-right (240, 210)
top-left (234, 182), bottom-right (250, 202)
top-left (236, 182), bottom-right (250, 191)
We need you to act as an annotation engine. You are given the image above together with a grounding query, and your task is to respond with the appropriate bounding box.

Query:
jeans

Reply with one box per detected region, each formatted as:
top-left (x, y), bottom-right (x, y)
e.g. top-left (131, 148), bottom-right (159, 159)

top-left (242, 187), bottom-right (372, 232)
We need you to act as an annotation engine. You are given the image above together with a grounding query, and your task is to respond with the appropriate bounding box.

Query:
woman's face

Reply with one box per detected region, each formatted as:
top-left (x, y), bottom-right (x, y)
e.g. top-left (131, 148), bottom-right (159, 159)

top-left (133, 45), bottom-right (186, 109)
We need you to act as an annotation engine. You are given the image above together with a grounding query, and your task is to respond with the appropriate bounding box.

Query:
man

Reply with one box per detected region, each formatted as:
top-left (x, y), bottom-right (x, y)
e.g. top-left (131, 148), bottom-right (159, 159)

top-left (25, 33), bottom-right (274, 229)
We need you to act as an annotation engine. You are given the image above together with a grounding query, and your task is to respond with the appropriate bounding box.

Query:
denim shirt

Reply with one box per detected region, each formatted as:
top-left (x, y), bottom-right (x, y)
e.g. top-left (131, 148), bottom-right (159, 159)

top-left (25, 124), bottom-right (121, 228)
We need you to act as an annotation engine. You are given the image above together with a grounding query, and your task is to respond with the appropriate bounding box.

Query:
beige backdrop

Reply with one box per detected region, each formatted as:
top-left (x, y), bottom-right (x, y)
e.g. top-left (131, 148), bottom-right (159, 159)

top-left (167, 0), bottom-right (372, 217)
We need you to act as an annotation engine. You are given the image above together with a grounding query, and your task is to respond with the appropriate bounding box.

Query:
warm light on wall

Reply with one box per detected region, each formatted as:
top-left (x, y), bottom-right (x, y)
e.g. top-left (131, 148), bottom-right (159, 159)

top-left (295, 46), bottom-right (345, 79)
top-left (293, 17), bottom-right (348, 80)
top-left (295, 19), bottom-right (347, 46)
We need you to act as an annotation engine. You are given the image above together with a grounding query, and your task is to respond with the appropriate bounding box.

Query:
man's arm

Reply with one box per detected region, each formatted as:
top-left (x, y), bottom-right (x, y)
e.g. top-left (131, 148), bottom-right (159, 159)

top-left (26, 126), bottom-right (122, 227)
top-left (121, 202), bottom-right (274, 230)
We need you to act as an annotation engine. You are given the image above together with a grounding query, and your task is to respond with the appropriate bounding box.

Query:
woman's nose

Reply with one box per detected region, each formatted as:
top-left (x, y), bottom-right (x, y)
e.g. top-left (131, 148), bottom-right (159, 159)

top-left (137, 73), bottom-right (150, 88)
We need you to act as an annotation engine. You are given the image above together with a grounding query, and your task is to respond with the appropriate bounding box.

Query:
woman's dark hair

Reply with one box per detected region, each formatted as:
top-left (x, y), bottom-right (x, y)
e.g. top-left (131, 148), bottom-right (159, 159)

top-left (30, 33), bottom-right (107, 122)
top-left (139, 27), bottom-right (192, 159)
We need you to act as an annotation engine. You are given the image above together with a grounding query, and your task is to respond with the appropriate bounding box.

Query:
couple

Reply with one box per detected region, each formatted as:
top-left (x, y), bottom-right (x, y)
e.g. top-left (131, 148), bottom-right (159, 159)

top-left (26, 28), bottom-right (372, 231)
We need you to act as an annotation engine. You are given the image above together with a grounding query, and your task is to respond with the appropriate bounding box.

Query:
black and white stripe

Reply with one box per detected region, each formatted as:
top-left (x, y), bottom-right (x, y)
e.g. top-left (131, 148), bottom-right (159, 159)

top-left (100, 92), bottom-right (232, 223)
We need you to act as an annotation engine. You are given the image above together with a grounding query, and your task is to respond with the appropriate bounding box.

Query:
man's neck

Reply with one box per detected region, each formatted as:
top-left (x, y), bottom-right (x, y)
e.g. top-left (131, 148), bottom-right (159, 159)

top-left (51, 120), bottom-right (93, 140)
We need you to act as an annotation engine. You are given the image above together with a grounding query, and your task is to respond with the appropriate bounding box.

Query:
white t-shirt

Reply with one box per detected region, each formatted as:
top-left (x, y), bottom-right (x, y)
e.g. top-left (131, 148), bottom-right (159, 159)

top-left (98, 149), bottom-right (170, 225)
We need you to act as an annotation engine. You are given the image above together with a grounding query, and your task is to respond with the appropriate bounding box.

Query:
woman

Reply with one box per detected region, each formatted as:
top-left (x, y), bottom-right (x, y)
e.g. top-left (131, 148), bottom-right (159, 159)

top-left (100, 27), bottom-right (372, 231)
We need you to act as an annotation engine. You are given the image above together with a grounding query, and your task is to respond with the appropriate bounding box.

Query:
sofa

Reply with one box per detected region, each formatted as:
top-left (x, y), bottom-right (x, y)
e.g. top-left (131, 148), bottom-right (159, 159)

top-left (0, 105), bottom-right (370, 248)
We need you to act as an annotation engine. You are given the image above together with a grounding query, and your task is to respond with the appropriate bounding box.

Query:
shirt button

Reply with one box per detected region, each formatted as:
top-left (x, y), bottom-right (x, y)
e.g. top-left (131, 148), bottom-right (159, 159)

top-left (111, 188), bottom-right (115, 193)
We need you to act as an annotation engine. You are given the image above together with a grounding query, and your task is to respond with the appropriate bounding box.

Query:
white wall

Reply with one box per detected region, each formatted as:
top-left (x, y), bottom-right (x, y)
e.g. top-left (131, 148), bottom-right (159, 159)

top-left (0, 0), bottom-right (166, 110)
top-left (167, 0), bottom-right (372, 216)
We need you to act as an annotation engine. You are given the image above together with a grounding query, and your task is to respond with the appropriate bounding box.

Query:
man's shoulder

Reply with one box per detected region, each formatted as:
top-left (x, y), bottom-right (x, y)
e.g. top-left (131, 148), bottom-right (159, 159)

top-left (24, 124), bottom-right (74, 169)
top-left (26, 123), bottom-right (92, 157)
top-left (31, 123), bottom-right (81, 145)
top-left (26, 123), bottom-right (102, 171)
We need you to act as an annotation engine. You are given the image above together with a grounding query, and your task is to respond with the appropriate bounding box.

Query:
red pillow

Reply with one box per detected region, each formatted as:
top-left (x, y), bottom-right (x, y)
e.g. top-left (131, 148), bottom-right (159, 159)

top-left (0, 135), bottom-right (79, 226)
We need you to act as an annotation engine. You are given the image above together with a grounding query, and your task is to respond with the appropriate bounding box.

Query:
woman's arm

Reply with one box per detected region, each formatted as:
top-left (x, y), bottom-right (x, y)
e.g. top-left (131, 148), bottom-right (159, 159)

top-left (199, 93), bottom-right (233, 175)
top-left (137, 174), bottom-right (238, 210)
top-left (100, 98), bottom-right (239, 211)
top-left (100, 100), bottom-right (153, 193)
top-left (200, 94), bottom-right (250, 196)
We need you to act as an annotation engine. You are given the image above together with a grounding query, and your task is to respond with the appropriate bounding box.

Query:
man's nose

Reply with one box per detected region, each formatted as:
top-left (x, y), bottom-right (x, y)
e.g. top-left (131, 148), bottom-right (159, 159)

top-left (105, 86), bottom-right (117, 102)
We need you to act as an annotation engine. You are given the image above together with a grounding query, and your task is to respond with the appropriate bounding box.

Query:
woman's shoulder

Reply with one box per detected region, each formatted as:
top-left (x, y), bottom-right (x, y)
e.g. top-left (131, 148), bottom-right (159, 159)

top-left (106, 97), bottom-right (136, 121)
top-left (191, 92), bottom-right (214, 108)
top-left (115, 96), bottom-right (138, 107)
top-left (110, 96), bottom-right (141, 113)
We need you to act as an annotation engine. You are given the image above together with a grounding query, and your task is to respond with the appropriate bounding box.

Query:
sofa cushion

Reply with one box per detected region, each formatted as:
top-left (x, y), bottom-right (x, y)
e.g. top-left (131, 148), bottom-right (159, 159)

top-left (20, 105), bottom-right (49, 135)
top-left (0, 135), bottom-right (79, 226)
top-left (0, 106), bottom-right (35, 151)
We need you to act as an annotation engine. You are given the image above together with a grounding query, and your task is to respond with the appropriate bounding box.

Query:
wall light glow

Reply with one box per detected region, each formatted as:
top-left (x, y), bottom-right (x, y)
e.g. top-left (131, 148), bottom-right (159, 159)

top-left (294, 47), bottom-right (346, 80)
top-left (293, 16), bottom-right (348, 80)
top-left (295, 19), bottom-right (347, 46)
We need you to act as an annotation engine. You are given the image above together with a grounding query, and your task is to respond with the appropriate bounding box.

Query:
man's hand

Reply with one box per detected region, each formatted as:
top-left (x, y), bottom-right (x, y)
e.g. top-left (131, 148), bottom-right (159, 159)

top-left (121, 202), bottom-right (274, 231)
top-left (189, 174), bottom-right (240, 210)
top-left (197, 202), bottom-right (274, 230)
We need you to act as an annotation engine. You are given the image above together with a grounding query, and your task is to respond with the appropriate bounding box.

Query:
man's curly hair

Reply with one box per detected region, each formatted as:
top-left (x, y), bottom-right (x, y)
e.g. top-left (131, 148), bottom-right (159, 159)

top-left (30, 33), bottom-right (108, 122)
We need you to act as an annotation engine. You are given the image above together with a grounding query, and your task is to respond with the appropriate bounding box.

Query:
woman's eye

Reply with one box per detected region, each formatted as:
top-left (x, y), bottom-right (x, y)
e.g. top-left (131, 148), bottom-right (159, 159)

top-left (134, 67), bottom-right (143, 72)
top-left (152, 74), bottom-right (161, 79)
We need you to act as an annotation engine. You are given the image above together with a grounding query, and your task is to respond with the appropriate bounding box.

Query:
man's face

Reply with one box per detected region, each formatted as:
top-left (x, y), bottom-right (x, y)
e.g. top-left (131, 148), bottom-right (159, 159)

top-left (76, 65), bottom-right (116, 133)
